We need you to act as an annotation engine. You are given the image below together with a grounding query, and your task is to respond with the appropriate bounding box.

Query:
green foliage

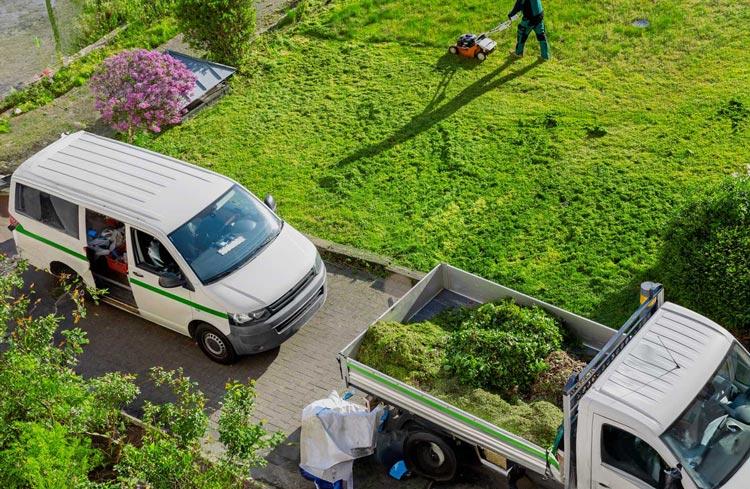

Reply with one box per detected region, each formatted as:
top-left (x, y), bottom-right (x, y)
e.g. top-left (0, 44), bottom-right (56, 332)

top-left (176, 0), bottom-right (257, 67)
top-left (444, 300), bottom-right (563, 396)
top-left (659, 174), bottom-right (750, 333)
top-left (218, 381), bottom-right (285, 472)
top-left (357, 320), bottom-right (447, 385)
top-left (0, 422), bottom-right (100, 488)
top-left (143, 367), bottom-right (208, 448)
top-left (0, 257), bottom-right (279, 486)
top-left (76, 0), bottom-right (178, 44)
top-left (0, 118), bottom-right (9, 135)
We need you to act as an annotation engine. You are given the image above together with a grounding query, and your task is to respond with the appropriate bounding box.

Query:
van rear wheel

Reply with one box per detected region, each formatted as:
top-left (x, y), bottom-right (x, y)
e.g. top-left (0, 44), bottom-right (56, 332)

top-left (195, 323), bottom-right (238, 364)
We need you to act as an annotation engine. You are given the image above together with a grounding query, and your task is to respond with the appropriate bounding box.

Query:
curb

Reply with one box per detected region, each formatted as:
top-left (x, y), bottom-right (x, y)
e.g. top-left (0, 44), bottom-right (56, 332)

top-left (305, 234), bottom-right (426, 285)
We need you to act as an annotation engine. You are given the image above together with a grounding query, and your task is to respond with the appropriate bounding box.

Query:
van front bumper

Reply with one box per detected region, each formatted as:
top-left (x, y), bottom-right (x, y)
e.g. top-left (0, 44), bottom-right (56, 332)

top-left (226, 265), bottom-right (327, 355)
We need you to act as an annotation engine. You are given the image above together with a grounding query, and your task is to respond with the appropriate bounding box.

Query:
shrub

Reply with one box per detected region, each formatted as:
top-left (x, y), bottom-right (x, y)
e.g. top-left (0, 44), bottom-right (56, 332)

top-left (357, 320), bottom-right (448, 386)
top-left (659, 175), bottom-right (750, 334)
top-left (90, 49), bottom-right (195, 141)
top-left (176, 0), bottom-right (257, 67)
top-left (0, 256), bottom-right (280, 486)
top-left (444, 300), bottom-right (563, 396)
top-left (0, 422), bottom-right (100, 488)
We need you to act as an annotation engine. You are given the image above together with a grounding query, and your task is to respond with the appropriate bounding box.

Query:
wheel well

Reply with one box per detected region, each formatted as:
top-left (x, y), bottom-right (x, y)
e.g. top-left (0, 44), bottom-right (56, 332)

top-left (49, 261), bottom-right (77, 277)
top-left (188, 320), bottom-right (208, 339)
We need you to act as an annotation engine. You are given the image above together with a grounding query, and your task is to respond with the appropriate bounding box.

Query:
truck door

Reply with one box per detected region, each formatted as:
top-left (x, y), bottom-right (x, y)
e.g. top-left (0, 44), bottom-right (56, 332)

top-left (127, 226), bottom-right (193, 335)
top-left (591, 416), bottom-right (669, 489)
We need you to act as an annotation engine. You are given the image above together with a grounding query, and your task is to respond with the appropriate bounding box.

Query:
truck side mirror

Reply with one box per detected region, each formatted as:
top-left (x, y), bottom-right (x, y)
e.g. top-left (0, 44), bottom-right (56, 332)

top-left (661, 465), bottom-right (683, 489)
top-left (264, 194), bottom-right (277, 212)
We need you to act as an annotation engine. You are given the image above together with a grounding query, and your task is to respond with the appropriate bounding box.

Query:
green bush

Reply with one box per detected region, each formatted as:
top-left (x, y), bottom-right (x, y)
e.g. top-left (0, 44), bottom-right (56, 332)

top-left (0, 422), bottom-right (100, 488)
top-left (660, 175), bottom-right (750, 334)
top-left (444, 300), bottom-right (563, 396)
top-left (176, 0), bottom-right (257, 67)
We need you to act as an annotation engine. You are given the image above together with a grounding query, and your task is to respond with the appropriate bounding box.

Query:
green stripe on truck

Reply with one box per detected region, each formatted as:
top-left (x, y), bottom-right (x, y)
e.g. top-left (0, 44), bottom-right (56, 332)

top-left (129, 278), bottom-right (228, 319)
top-left (14, 224), bottom-right (88, 261)
top-left (348, 361), bottom-right (560, 470)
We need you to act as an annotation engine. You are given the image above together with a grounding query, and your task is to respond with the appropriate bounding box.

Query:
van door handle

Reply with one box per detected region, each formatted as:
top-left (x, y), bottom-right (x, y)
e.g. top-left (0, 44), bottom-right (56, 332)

top-left (132, 271), bottom-right (143, 278)
top-left (598, 483), bottom-right (610, 488)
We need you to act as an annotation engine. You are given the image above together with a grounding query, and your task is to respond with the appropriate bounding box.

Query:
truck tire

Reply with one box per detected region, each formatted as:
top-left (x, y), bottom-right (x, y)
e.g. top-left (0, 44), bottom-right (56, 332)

top-left (195, 323), bottom-right (238, 364)
top-left (404, 431), bottom-right (457, 481)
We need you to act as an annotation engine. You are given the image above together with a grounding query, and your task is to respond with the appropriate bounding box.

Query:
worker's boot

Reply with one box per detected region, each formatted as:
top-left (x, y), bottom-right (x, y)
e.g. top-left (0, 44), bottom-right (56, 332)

top-left (509, 50), bottom-right (523, 58)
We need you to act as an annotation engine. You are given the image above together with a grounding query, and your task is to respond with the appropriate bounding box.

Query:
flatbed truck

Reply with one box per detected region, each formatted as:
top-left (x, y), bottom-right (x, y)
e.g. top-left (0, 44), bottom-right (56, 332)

top-left (338, 264), bottom-right (750, 489)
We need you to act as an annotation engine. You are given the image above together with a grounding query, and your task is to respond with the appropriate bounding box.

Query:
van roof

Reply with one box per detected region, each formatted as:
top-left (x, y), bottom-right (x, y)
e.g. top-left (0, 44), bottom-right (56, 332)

top-left (13, 131), bottom-right (233, 233)
top-left (592, 302), bottom-right (734, 433)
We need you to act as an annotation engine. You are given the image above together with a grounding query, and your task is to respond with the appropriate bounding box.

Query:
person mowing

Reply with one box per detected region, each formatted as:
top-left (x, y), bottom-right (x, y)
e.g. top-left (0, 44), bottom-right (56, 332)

top-left (507, 0), bottom-right (551, 60)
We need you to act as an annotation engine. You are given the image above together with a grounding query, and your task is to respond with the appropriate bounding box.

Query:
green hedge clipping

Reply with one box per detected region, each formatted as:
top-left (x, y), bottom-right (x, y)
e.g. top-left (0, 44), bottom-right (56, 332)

top-left (444, 300), bottom-right (563, 396)
top-left (660, 175), bottom-right (750, 333)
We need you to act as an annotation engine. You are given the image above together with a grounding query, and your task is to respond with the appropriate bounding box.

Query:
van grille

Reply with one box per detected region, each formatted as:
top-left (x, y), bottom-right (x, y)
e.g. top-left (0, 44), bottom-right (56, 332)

top-left (274, 286), bottom-right (325, 334)
top-left (267, 267), bottom-right (316, 315)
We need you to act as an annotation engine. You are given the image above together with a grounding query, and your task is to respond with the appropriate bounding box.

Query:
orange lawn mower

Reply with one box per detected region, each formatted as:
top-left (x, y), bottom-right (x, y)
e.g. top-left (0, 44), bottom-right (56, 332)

top-left (448, 13), bottom-right (520, 61)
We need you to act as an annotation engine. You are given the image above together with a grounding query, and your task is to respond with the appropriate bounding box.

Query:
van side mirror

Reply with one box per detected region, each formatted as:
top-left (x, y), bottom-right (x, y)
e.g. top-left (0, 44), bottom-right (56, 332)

top-left (660, 465), bottom-right (683, 489)
top-left (264, 194), bottom-right (277, 212)
top-left (159, 272), bottom-right (186, 289)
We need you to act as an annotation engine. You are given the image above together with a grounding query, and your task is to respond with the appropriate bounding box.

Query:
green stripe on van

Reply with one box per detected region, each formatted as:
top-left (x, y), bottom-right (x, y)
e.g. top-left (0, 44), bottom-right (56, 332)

top-left (348, 361), bottom-right (560, 470)
top-left (129, 278), bottom-right (228, 319)
top-left (15, 224), bottom-right (88, 261)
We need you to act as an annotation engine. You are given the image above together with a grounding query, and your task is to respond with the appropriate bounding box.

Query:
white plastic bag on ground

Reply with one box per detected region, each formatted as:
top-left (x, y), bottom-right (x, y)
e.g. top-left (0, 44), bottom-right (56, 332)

top-left (300, 391), bottom-right (384, 488)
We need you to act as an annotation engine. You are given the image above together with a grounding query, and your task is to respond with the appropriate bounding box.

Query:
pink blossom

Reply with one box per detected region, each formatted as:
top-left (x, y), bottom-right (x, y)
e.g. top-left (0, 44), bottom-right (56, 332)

top-left (90, 49), bottom-right (196, 138)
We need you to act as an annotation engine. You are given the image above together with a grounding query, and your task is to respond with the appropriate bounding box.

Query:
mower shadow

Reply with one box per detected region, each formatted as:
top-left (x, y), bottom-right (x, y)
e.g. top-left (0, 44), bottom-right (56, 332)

top-left (333, 56), bottom-right (541, 169)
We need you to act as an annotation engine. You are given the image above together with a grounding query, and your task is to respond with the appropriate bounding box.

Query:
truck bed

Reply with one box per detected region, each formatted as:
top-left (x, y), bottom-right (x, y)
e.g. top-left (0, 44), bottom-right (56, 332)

top-left (408, 289), bottom-right (477, 322)
top-left (338, 264), bottom-right (616, 481)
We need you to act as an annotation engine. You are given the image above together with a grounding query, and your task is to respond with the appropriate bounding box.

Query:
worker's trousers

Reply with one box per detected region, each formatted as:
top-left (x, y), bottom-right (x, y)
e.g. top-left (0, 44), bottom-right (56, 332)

top-left (515, 19), bottom-right (550, 60)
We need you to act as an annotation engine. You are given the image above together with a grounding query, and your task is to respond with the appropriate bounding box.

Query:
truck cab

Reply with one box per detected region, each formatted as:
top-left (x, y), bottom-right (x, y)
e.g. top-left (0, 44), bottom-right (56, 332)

top-left (571, 301), bottom-right (750, 489)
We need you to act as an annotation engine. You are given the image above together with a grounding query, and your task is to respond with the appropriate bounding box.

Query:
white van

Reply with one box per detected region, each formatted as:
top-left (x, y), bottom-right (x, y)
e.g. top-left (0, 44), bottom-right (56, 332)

top-left (8, 131), bottom-right (326, 363)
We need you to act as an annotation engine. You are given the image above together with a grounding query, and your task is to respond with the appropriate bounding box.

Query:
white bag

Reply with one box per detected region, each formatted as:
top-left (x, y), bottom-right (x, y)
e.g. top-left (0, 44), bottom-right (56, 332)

top-left (300, 391), bottom-right (384, 488)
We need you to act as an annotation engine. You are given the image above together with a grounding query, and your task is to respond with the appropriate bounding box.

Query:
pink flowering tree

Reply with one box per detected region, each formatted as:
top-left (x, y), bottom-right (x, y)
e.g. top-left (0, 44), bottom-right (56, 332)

top-left (91, 49), bottom-right (196, 142)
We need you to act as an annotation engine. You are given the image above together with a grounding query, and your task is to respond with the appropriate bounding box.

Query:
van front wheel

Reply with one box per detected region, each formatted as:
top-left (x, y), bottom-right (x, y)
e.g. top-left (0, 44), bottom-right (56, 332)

top-left (195, 324), bottom-right (238, 364)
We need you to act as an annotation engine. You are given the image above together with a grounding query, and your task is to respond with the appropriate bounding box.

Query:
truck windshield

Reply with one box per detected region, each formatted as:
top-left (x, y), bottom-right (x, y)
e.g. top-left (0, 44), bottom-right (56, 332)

top-left (168, 185), bottom-right (282, 284)
top-left (661, 343), bottom-right (750, 489)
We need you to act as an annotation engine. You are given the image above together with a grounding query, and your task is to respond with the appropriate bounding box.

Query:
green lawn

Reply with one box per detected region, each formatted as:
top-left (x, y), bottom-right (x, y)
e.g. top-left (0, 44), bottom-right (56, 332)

top-left (143, 0), bottom-right (750, 326)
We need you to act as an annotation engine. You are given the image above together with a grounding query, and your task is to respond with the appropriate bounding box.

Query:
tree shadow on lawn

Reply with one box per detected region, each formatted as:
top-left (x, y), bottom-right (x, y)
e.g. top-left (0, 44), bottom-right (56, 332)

top-left (330, 55), bottom-right (542, 170)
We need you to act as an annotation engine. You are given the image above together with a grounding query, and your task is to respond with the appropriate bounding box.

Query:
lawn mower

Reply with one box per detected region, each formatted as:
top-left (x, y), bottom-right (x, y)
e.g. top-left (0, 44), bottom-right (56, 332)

top-left (448, 14), bottom-right (520, 61)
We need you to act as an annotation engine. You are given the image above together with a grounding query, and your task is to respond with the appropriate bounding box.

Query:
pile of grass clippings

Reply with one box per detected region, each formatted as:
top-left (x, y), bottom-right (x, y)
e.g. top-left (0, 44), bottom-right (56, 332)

top-left (530, 350), bottom-right (586, 406)
top-left (357, 299), bottom-right (577, 447)
top-left (357, 320), bottom-right (447, 387)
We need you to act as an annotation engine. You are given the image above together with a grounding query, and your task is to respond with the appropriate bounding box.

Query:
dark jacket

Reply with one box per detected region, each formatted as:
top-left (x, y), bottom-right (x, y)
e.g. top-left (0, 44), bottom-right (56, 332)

top-left (509, 0), bottom-right (544, 23)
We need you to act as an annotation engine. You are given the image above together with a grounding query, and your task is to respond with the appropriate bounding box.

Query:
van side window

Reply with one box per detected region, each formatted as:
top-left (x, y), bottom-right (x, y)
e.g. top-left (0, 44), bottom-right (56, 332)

top-left (601, 424), bottom-right (666, 487)
top-left (15, 183), bottom-right (79, 238)
top-left (131, 229), bottom-right (179, 276)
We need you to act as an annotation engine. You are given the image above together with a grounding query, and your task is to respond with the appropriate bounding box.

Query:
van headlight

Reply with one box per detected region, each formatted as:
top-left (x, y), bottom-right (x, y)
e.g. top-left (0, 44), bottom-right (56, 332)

top-left (229, 309), bottom-right (271, 326)
top-left (314, 252), bottom-right (323, 274)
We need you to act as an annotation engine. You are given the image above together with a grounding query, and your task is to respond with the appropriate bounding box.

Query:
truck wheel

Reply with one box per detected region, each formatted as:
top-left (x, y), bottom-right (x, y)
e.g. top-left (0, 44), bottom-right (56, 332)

top-left (195, 323), bottom-right (238, 364)
top-left (404, 431), bottom-right (457, 481)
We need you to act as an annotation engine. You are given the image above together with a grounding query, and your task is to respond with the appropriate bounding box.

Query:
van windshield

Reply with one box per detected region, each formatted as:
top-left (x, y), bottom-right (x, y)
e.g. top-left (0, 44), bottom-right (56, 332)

top-left (661, 343), bottom-right (750, 489)
top-left (169, 185), bottom-right (282, 284)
